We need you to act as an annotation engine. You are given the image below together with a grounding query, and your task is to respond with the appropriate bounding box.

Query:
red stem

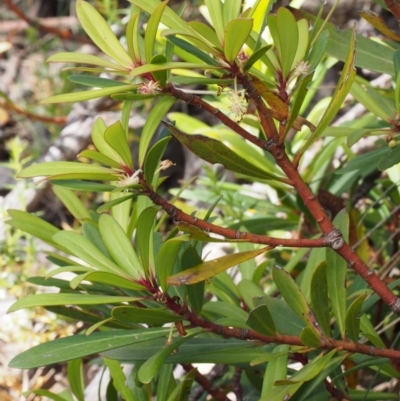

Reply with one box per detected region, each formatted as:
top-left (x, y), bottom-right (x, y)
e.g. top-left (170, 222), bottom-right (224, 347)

top-left (237, 74), bottom-right (400, 315)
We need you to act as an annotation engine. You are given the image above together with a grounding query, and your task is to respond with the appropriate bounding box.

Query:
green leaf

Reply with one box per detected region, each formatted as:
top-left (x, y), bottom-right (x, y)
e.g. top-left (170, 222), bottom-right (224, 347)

top-left (246, 304), bottom-right (276, 336)
top-left (350, 81), bottom-right (392, 122)
top-left (68, 75), bottom-right (127, 88)
top-left (144, 136), bottom-right (171, 184)
top-left (6, 210), bottom-right (60, 247)
top-left (67, 359), bottom-right (85, 401)
top-left (139, 97), bottom-right (176, 166)
top-left (237, 279), bottom-right (265, 308)
top-left (254, 297), bottom-right (305, 336)
top-left (9, 327), bottom-right (170, 368)
top-left (204, 0), bottom-right (224, 43)
top-left (47, 52), bottom-right (122, 69)
top-left (70, 271), bottom-right (145, 291)
top-left (157, 364), bottom-right (176, 401)
top-left (261, 345), bottom-right (289, 398)
top-left (243, 45), bottom-right (272, 72)
top-left (145, 1), bottom-right (169, 62)
top-left (8, 294), bottom-right (141, 313)
top-left (310, 262), bottom-right (330, 336)
top-left (99, 214), bottom-right (143, 278)
top-left (76, 0), bottom-right (133, 69)
top-left (166, 369), bottom-right (195, 401)
top-left (103, 336), bottom-right (265, 364)
top-left (126, 14), bottom-right (142, 64)
top-left (97, 194), bottom-right (134, 213)
top-left (137, 207), bottom-right (158, 274)
top-left (42, 84), bottom-right (137, 104)
top-left (262, 350), bottom-right (336, 401)
top-left (23, 390), bottom-right (70, 401)
top-left (337, 145), bottom-right (390, 175)
top-left (326, 209), bottom-right (349, 338)
top-left (52, 231), bottom-right (126, 275)
top-left (345, 293), bottom-right (367, 342)
top-left (299, 28), bottom-right (356, 153)
top-left (181, 247), bottom-right (204, 314)
top-left (104, 121), bottom-right (133, 169)
top-left (162, 121), bottom-right (285, 181)
top-left (378, 145), bottom-right (400, 170)
top-left (138, 330), bottom-right (202, 383)
top-left (17, 161), bottom-right (120, 180)
top-left (78, 149), bottom-right (123, 169)
top-left (112, 306), bottom-right (182, 325)
top-left (276, 8), bottom-right (299, 79)
top-left (300, 326), bottom-right (322, 347)
top-left (53, 186), bottom-right (92, 221)
top-left (273, 266), bottom-right (320, 334)
top-left (51, 180), bottom-right (116, 192)
top-left (186, 21), bottom-right (221, 48)
top-left (224, 19), bottom-right (253, 63)
top-left (167, 246), bottom-right (268, 285)
top-left (156, 235), bottom-right (190, 292)
top-left (103, 358), bottom-right (135, 401)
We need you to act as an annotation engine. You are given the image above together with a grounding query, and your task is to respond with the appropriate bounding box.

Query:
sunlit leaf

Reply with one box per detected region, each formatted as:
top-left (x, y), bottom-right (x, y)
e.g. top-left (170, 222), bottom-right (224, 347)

top-left (76, 0), bottom-right (133, 68)
top-left (47, 52), bottom-right (123, 70)
top-left (167, 246), bottom-right (268, 285)
top-left (126, 13), bottom-right (142, 64)
top-left (8, 293), bottom-right (141, 313)
top-left (67, 359), bottom-right (84, 401)
top-left (104, 121), bottom-right (133, 169)
top-left (97, 194), bottom-right (135, 213)
top-left (204, 0), bottom-right (224, 43)
top-left (103, 358), bottom-right (135, 401)
top-left (145, 0), bottom-right (169, 62)
top-left (224, 19), bottom-right (253, 63)
top-left (139, 97), bottom-right (176, 166)
top-left (53, 186), bottom-right (92, 221)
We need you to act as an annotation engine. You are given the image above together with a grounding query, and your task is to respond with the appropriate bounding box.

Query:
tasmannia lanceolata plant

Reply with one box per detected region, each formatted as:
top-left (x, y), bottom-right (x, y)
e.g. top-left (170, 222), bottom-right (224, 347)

top-left (7, 0), bottom-right (400, 400)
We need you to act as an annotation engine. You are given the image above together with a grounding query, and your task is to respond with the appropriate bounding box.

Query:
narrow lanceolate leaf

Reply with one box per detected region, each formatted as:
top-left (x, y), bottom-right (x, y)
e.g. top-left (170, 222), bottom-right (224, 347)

top-left (112, 306), bottom-right (182, 325)
top-left (126, 14), bottom-right (142, 64)
top-left (70, 272), bottom-right (146, 291)
top-left (7, 294), bottom-right (141, 313)
top-left (67, 359), bottom-right (85, 401)
top-left (310, 262), bottom-right (331, 336)
top-left (6, 210), bottom-right (59, 246)
top-left (299, 28), bottom-right (357, 154)
top-left (41, 84), bottom-right (137, 104)
top-left (345, 293), bottom-right (367, 342)
top-left (17, 162), bottom-right (119, 180)
top-left (326, 209), bottom-right (349, 338)
top-left (138, 330), bottom-right (201, 384)
top-left (246, 305), bottom-right (276, 336)
top-left (145, 1), bottom-right (169, 62)
top-left (137, 207), bottom-right (158, 275)
top-left (9, 327), bottom-right (170, 369)
top-left (263, 350), bottom-right (337, 401)
top-left (360, 10), bottom-right (400, 42)
top-left (156, 235), bottom-right (190, 292)
top-left (204, 0), bottom-right (224, 44)
top-left (52, 231), bottom-right (126, 276)
top-left (79, 150), bottom-right (123, 170)
top-left (272, 266), bottom-right (321, 335)
top-left (139, 97), bottom-right (176, 167)
top-left (99, 214), bottom-right (143, 278)
top-left (104, 121), bottom-right (133, 170)
top-left (47, 52), bottom-right (123, 70)
top-left (53, 186), bottom-right (92, 221)
top-left (104, 358), bottom-right (135, 401)
top-left (76, 0), bottom-right (133, 69)
top-left (223, 19), bottom-right (253, 63)
top-left (166, 247), bottom-right (269, 286)
top-left (163, 121), bottom-right (285, 181)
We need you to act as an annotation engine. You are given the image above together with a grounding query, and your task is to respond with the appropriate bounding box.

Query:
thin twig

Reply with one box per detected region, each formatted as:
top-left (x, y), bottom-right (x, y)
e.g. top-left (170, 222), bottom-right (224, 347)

top-left (4, 0), bottom-right (92, 44)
